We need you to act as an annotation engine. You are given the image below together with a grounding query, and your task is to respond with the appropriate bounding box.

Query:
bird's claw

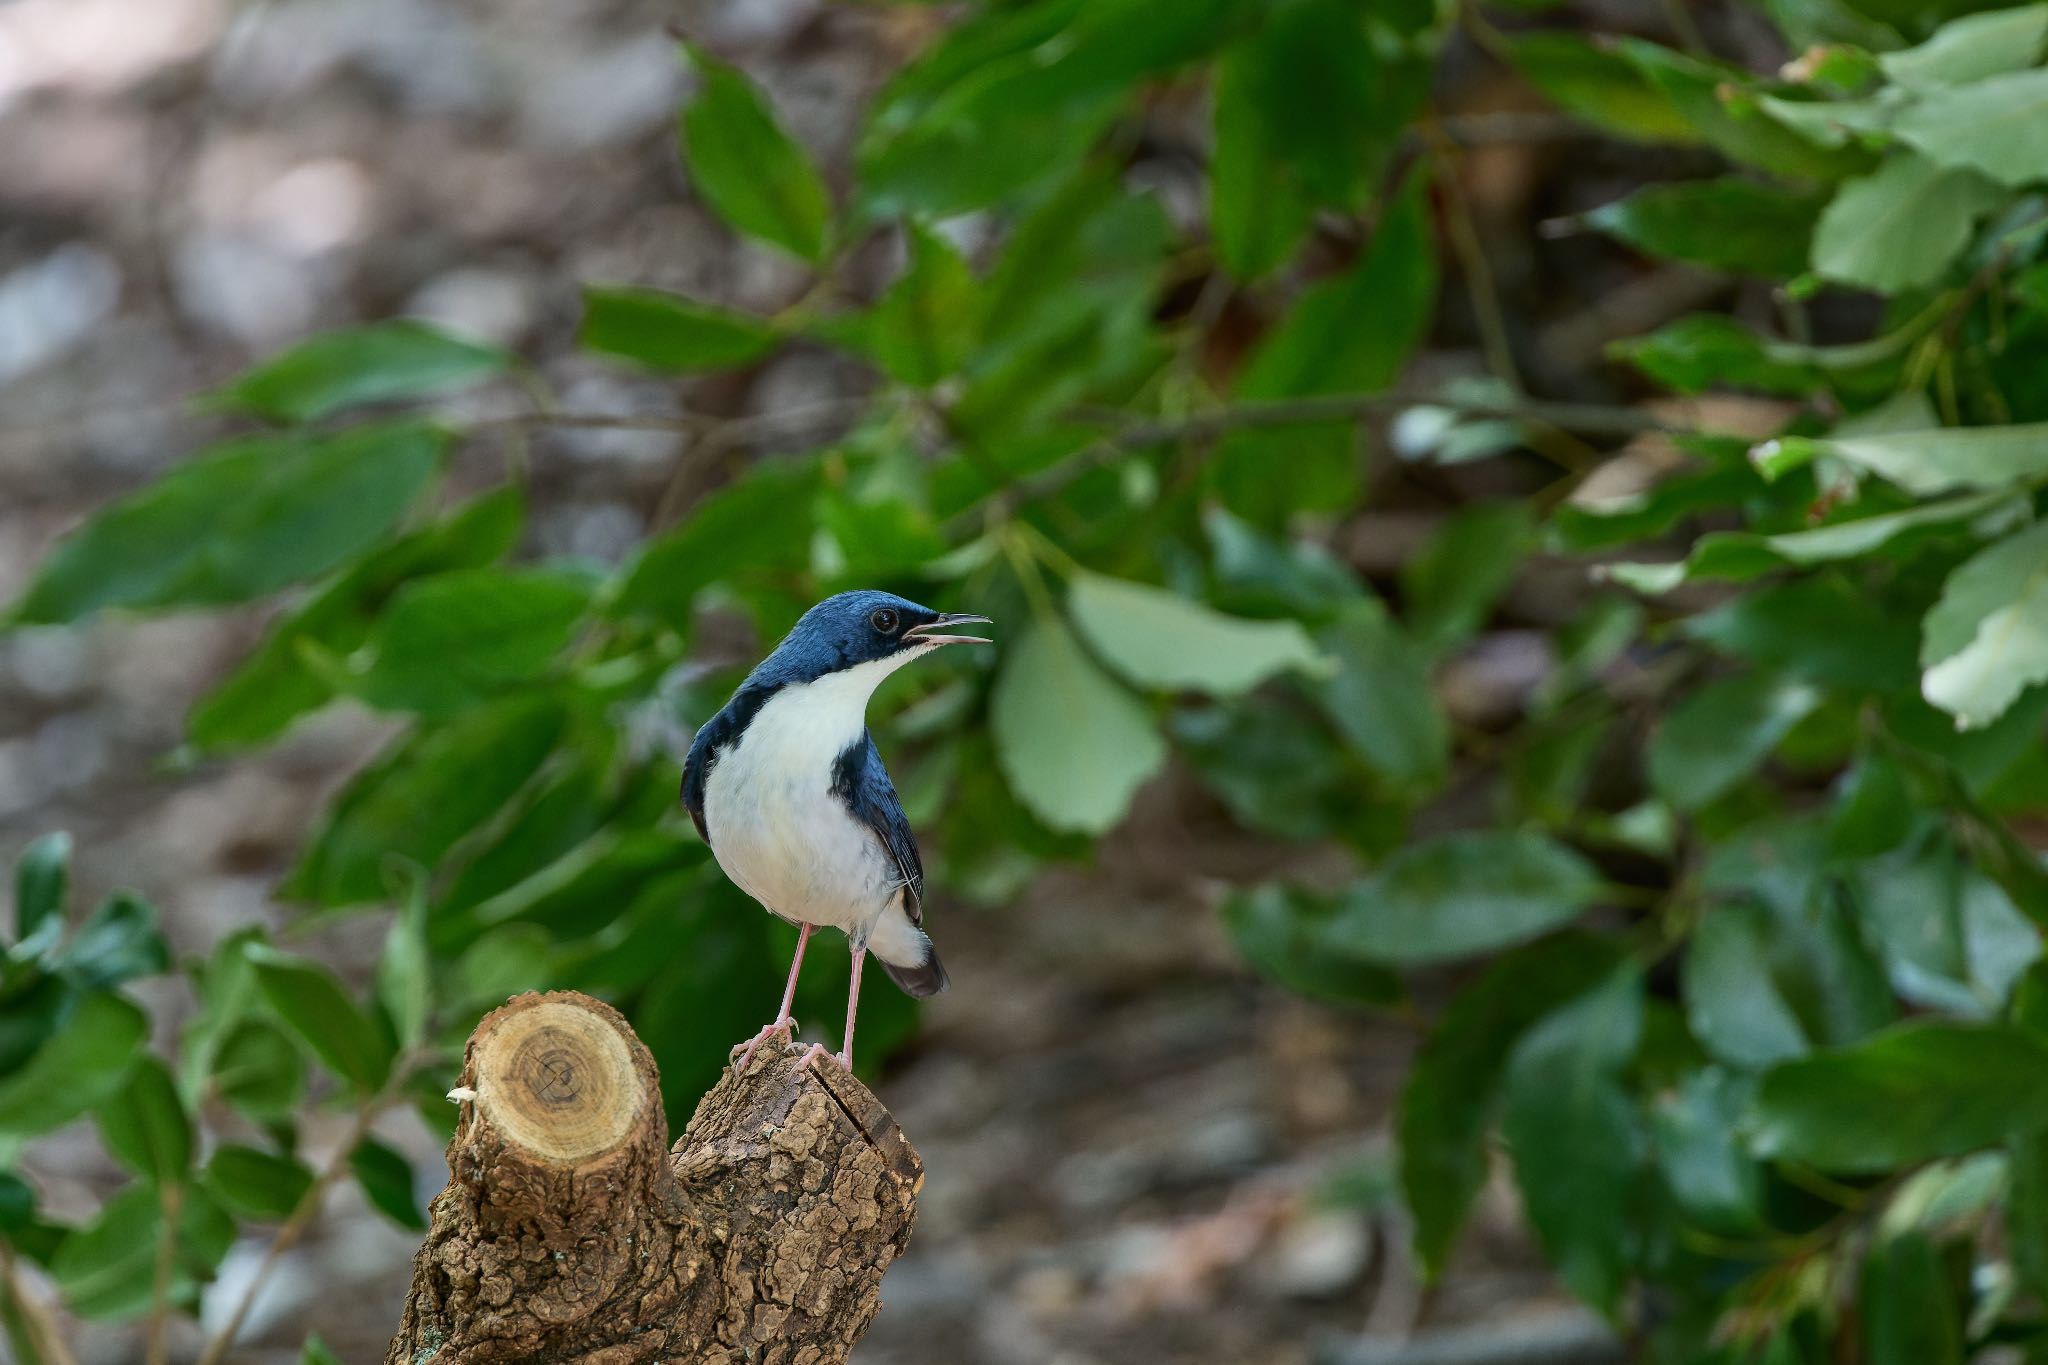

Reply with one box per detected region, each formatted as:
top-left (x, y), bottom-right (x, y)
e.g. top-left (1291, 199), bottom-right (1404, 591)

top-left (795, 1043), bottom-right (851, 1075)
top-left (733, 1018), bottom-right (797, 1072)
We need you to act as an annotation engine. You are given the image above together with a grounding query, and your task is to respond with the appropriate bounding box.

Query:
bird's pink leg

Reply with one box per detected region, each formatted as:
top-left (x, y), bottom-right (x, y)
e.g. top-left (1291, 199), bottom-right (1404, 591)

top-left (735, 922), bottom-right (811, 1071)
top-left (800, 945), bottom-right (862, 1074)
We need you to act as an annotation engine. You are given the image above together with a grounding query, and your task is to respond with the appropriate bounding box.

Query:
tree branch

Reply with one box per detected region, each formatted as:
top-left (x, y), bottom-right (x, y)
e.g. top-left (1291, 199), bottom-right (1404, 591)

top-left (385, 991), bottom-right (920, 1365)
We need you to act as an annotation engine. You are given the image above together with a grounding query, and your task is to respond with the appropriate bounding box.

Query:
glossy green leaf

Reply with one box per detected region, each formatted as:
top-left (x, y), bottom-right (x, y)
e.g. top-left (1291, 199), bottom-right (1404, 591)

top-left (1400, 934), bottom-right (1624, 1278)
top-left (0, 993), bottom-right (147, 1138)
top-left (13, 423), bottom-right (444, 624)
top-left (206, 1143), bottom-right (314, 1220)
top-left (1861, 1233), bottom-right (1963, 1365)
top-left (301, 1336), bottom-right (346, 1365)
top-left (1586, 179), bottom-right (1823, 277)
top-left (93, 1055), bottom-right (191, 1183)
top-left (376, 876), bottom-right (431, 1050)
top-left (990, 614), bottom-right (1167, 834)
top-left (248, 946), bottom-right (395, 1092)
top-left (1068, 572), bottom-right (1325, 696)
top-left (1919, 520), bottom-right (2048, 730)
top-left (52, 891), bottom-right (169, 989)
top-left (1651, 674), bottom-right (1822, 810)
top-left (12, 831), bottom-right (69, 950)
top-left (1221, 884), bottom-right (1402, 1008)
top-left (1502, 968), bottom-right (1644, 1316)
top-left (1323, 831), bottom-right (1603, 965)
top-left (1759, 423), bottom-right (2048, 496)
top-left (49, 1186), bottom-right (160, 1320)
top-left (1311, 600), bottom-right (1448, 789)
top-left (1895, 67), bottom-right (2048, 187)
top-left (1880, 5), bottom-right (2048, 91)
top-left (208, 321), bottom-right (506, 423)
top-left (187, 486), bottom-right (524, 751)
top-left (1750, 1021), bottom-right (2048, 1170)
top-left (1811, 153), bottom-right (2002, 293)
top-left (351, 1135), bottom-right (425, 1230)
top-left (680, 47), bottom-right (831, 261)
top-left (1619, 40), bottom-right (1868, 179)
top-left (2009, 1128), bottom-right (2048, 1300)
top-left (345, 567), bottom-right (593, 714)
top-left (1652, 1069), bottom-right (1764, 1233)
top-left (1682, 904), bottom-right (1812, 1067)
top-left (1401, 502), bottom-right (1532, 652)
top-left (1507, 32), bottom-right (1697, 143)
top-left (283, 694), bottom-right (565, 906)
top-left (581, 286), bottom-right (779, 372)
top-left (210, 1020), bottom-right (307, 1120)
top-left (866, 223), bottom-right (978, 385)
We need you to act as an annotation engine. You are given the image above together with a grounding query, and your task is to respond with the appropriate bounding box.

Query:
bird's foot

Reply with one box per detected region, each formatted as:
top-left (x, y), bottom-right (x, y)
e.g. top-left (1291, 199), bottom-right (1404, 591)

top-left (794, 1043), bottom-right (851, 1075)
top-left (732, 1018), bottom-right (796, 1072)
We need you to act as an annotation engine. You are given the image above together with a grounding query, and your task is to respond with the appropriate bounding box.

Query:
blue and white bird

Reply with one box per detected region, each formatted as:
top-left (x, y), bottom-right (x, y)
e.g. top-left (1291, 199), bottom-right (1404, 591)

top-left (682, 590), bottom-right (992, 1073)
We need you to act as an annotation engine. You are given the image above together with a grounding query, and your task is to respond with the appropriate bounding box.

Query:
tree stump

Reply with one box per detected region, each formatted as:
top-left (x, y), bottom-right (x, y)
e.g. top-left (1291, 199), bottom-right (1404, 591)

top-left (385, 991), bottom-right (923, 1365)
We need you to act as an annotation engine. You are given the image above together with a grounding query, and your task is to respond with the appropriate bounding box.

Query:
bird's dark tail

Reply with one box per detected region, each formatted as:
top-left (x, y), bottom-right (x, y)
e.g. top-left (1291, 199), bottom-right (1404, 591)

top-left (880, 942), bottom-right (950, 998)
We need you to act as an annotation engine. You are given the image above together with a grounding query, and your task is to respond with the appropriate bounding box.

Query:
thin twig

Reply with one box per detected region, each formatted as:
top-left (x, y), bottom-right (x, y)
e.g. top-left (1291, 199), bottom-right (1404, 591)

top-left (0, 1243), bottom-right (81, 1365)
top-left (145, 1183), bottom-right (183, 1365)
top-left (1423, 122), bottom-right (1524, 397)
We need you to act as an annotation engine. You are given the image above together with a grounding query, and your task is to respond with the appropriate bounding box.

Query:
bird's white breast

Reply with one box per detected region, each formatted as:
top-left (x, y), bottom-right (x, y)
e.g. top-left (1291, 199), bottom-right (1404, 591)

top-left (700, 658), bottom-right (908, 937)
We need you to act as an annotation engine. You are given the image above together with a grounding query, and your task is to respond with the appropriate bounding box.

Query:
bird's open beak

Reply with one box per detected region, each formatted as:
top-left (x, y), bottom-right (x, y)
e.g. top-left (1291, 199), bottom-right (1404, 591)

top-left (905, 612), bottom-right (994, 647)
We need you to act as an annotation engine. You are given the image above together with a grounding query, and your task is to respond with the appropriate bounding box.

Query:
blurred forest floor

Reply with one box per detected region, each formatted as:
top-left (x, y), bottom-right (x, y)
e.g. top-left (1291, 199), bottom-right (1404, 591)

top-left (0, 0), bottom-right (1768, 1359)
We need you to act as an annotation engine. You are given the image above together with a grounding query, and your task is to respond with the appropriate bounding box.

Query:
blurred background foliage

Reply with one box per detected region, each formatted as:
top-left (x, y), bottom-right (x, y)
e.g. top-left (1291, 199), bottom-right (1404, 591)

top-left (7, 0), bottom-right (2048, 1360)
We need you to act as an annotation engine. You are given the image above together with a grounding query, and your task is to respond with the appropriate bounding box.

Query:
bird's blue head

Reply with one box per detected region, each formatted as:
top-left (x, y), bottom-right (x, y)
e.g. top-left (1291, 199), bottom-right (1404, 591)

top-left (750, 590), bottom-right (992, 689)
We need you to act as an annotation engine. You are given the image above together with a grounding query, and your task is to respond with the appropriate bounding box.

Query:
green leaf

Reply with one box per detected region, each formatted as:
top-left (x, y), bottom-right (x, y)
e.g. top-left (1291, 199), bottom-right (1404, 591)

top-left (990, 614), bottom-right (1167, 834)
top-left (1686, 577), bottom-right (1918, 692)
top-left (350, 1135), bottom-right (425, 1230)
top-left (207, 321), bottom-right (506, 424)
top-left (1399, 934), bottom-right (1624, 1278)
top-left (300, 1336), bottom-right (346, 1365)
top-left (1323, 831), bottom-right (1604, 965)
top-left (1222, 884), bottom-right (1402, 1008)
top-left (1682, 904), bottom-right (1813, 1067)
top-left (580, 286), bottom-right (779, 372)
top-left (1173, 701), bottom-right (1379, 842)
top-left (0, 993), bottom-right (147, 1138)
top-left (1609, 314), bottom-right (1826, 395)
top-left (284, 694), bottom-right (565, 906)
top-left (2009, 1128), bottom-right (2048, 1300)
top-left (12, 831), bottom-right (69, 950)
top-left (1586, 178), bottom-right (1823, 278)
top-left (205, 1143), bottom-right (314, 1220)
top-left (13, 422), bottom-right (444, 624)
top-left (1861, 1233), bottom-right (1963, 1365)
top-left (1209, 0), bottom-right (1398, 279)
top-left (1880, 5), bottom-right (2048, 91)
top-left (679, 47), bottom-right (832, 261)
top-left (248, 946), bottom-right (395, 1092)
top-left (210, 1020), bottom-right (307, 1119)
top-left (1633, 489), bottom-right (2022, 586)
top-left (186, 485), bottom-right (525, 750)
top-left (1750, 1021), bottom-right (2048, 1171)
top-left (52, 891), bottom-right (169, 989)
top-left (1400, 502), bottom-right (1532, 653)
top-left (345, 567), bottom-right (593, 714)
top-left (1919, 520), bottom-right (2048, 730)
top-left (93, 1055), bottom-right (191, 1184)
top-left (1619, 39), bottom-right (1869, 179)
top-left (1067, 573), bottom-right (1325, 696)
top-left (1811, 153), bottom-right (2003, 293)
top-left (615, 457), bottom-right (822, 629)
top-left (1310, 600), bottom-right (1448, 789)
top-left (1502, 968), bottom-right (1644, 1316)
top-left (1765, 422), bottom-right (2048, 496)
top-left (1652, 1069), bottom-right (1764, 1234)
top-left (1506, 32), bottom-right (1697, 143)
top-left (49, 1186), bottom-right (160, 1320)
top-left (1895, 66), bottom-right (2048, 187)
top-left (375, 876), bottom-right (431, 1050)
top-left (1650, 673), bottom-right (1822, 810)
top-left (1214, 173), bottom-right (1436, 523)
top-left (865, 223), bottom-right (978, 386)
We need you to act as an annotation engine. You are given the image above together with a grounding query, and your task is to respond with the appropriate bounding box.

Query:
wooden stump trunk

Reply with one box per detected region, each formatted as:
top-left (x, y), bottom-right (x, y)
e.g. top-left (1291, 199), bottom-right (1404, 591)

top-left (385, 992), bottom-right (923, 1365)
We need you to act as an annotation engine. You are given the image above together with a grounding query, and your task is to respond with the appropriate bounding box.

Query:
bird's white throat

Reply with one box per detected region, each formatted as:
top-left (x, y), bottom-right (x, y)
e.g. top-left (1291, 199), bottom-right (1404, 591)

top-left (741, 649), bottom-right (927, 767)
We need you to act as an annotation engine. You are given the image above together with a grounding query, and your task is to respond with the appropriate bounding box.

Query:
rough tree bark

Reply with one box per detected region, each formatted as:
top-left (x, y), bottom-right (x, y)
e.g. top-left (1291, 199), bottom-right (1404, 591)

top-left (385, 991), bottom-right (922, 1365)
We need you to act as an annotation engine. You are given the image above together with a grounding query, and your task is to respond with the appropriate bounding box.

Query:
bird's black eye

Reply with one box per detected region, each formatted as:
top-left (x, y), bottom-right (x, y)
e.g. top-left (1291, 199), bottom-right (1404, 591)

top-left (870, 608), bottom-right (900, 635)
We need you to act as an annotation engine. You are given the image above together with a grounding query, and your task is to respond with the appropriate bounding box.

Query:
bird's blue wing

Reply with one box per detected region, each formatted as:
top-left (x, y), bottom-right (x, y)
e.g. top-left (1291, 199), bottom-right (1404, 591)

top-left (833, 732), bottom-right (925, 924)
